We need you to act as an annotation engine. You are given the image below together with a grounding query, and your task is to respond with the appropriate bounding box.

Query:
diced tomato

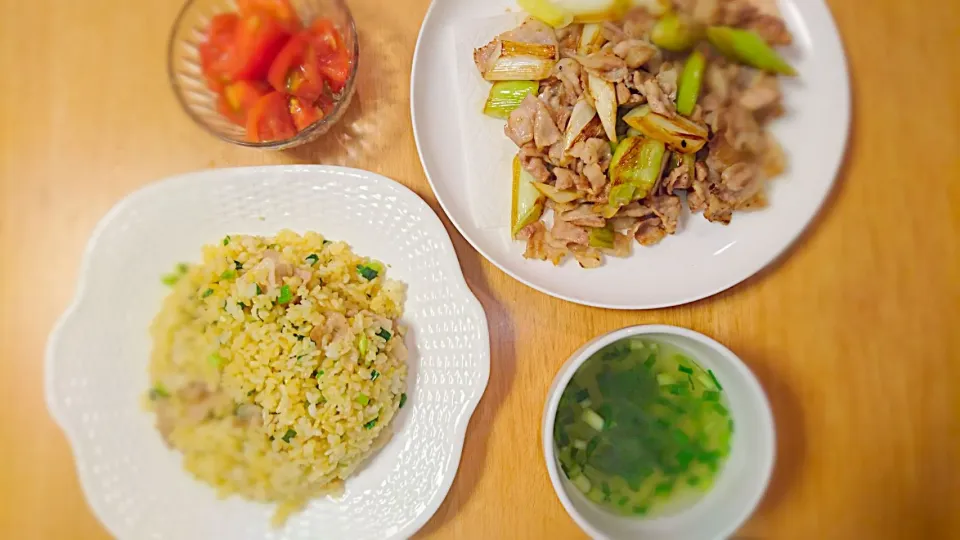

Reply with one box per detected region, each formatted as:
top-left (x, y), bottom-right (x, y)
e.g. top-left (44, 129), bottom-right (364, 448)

top-left (267, 32), bottom-right (325, 101)
top-left (288, 96), bottom-right (324, 130)
top-left (307, 18), bottom-right (345, 55)
top-left (246, 91), bottom-right (297, 142)
top-left (228, 13), bottom-right (291, 81)
top-left (306, 18), bottom-right (351, 93)
top-left (315, 91), bottom-right (335, 115)
top-left (237, 0), bottom-right (301, 33)
top-left (217, 80), bottom-right (270, 125)
top-left (199, 13), bottom-right (240, 92)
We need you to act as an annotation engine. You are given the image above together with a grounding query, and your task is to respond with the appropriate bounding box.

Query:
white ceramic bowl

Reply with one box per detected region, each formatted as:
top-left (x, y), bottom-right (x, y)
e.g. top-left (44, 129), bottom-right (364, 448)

top-left (45, 166), bottom-right (490, 540)
top-left (542, 326), bottom-right (775, 540)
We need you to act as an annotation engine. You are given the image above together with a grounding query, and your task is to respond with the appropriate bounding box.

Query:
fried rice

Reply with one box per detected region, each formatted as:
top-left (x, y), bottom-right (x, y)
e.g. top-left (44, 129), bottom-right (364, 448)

top-left (146, 229), bottom-right (408, 523)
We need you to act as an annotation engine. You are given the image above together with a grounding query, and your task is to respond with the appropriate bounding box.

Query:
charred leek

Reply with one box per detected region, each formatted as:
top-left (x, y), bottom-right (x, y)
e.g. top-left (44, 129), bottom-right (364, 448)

top-left (519, 0), bottom-right (574, 28)
top-left (512, 156), bottom-right (546, 237)
top-left (484, 81), bottom-right (540, 119)
top-left (623, 105), bottom-right (708, 154)
top-left (607, 136), bottom-right (666, 212)
top-left (588, 225), bottom-right (616, 250)
top-left (484, 41), bottom-right (558, 81)
top-left (651, 13), bottom-right (702, 52)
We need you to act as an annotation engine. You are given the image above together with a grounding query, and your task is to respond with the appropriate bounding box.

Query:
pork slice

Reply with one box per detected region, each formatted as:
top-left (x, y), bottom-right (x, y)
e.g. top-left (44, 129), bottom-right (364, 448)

top-left (570, 245), bottom-right (603, 268)
top-left (505, 94), bottom-right (537, 147)
top-left (558, 204), bottom-right (606, 228)
top-left (534, 97), bottom-right (563, 149)
top-left (613, 39), bottom-right (657, 69)
top-left (738, 72), bottom-right (782, 112)
top-left (582, 163), bottom-right (608, 193)
top-left (635, 217), bottom-right (667, 246)
top-left (575, 52), bottom-right (629, 82)
top-left (656, 62), bottom-right (679, 101)
top-left (553, 167), bottom-right (579, 190)
top-left (500, 17), bottom-right (560, 47)
top-left (640, 78), bottom-right (676, 117)
top-left (473, 40), bottom-right (502, 74)
top-left (551, 220), bottom-right (590, 245)
top-left (650, 195), bottom-right (682, 234)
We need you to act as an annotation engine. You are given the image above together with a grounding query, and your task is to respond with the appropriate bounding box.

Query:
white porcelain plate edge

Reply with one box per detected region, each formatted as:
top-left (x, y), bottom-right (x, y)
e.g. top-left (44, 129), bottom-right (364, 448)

top-left (411, 0), bottom-right (850, 309)
top-left (44, 165), bottom-right (491, 540)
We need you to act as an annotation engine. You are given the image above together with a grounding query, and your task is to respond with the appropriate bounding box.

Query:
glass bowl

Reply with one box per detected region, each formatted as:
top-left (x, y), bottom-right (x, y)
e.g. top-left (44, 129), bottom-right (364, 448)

top-left (167, 0), bottom-right (359, 150)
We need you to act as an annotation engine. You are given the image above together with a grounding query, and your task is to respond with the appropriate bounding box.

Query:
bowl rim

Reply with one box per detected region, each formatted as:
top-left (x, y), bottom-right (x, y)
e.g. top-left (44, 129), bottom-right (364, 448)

top-left (540, 325), bottom-right (776, 540)
top-left (166, 0), bottom-right (361, 149)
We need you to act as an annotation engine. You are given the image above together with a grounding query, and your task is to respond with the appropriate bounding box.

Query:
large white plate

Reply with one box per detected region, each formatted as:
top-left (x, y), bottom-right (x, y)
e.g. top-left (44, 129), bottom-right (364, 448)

top-left (411, 0), bottom-right (850, 309)
top-left (45, 166), bottom-right (490, 540)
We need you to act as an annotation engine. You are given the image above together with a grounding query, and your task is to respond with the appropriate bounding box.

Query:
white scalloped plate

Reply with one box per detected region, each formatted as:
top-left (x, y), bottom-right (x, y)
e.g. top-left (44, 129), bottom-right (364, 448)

top-left (411, 0), bottom-right (850, 309)
top-left (45, 166), bottom-right (490, 540)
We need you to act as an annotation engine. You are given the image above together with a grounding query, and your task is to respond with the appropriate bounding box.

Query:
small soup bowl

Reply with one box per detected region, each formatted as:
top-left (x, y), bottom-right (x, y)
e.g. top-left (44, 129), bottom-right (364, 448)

top-left (542, 325), bottom-right (775, 540)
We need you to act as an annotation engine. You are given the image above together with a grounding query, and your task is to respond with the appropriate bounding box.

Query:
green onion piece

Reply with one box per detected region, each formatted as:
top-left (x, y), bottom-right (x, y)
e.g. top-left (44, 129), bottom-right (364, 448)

top-left (220, 269), bottom-right (236, 280)
top-left (356, 393), bottom-right (370, 406)
top-left (677, 50), bottom-right (707, 116)
top-left (399, 393), bottom-right (407, 408)
top-left (376, 328), bottom-right (392, 341)
top-left (707, 369), bottom-right (723, 390)
top-left (582, 408), bottom-right (605, 431)
top-left (277, 285), bottom-right (292, 304)
top-left (208, 353), bottom-right (225, 369)
top-left (281, 429), bottom-right (296, 443)
top-left (483, 81), bottom-right (540, 119)
top-left (318, 370), bottom-right (325, 377)
top-left (706, 26), bottom-right (796, 76)
top-left (222, 235), bottom-right (230, 246)
top-left (714, 402), bottom-right (729, 416)
top-left (247, 389), bottom-right (256, 396)
top-left (570, 474), bottom-right (592, 494)
top-left (255, 284), bottom-right (262, 295)
top-left (678, 365), bottom-right (694, 374)
top-left (702, 390), bottom-right (720, 401)
top-left (161, 273), bottom-right (180, 286)
top-left (632, 505), bottom-right (648, 515)
top-left (357, 264), bottom-right (379, 280)
top-left (201, 288), bottom-right (214, 298)
top-left (149, 384), bottom-right (170, 400)
top-left (176, 263), bottom-right (189, 273)
top-left (687, 475), bottom-right (701, 487)
top-left (370, 369), bottom-right (380, 381)
top-left (657, 373), bottom-right (676, 386)
top-left (357, 333), bottom-right (369, 357)
top-left (363, 417), bottom-right (379, 429)
top-left (305, 254), bottom-right (319, 265)
top-left (572, 439), bottom-right (587, 451)
top-left (579, 398), bottom-right (592, 409)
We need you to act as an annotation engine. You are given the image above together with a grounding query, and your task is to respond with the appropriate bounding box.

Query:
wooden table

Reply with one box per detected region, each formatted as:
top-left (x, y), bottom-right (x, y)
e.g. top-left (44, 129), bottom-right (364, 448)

top-left (1, 0), bottom-right (958, 538)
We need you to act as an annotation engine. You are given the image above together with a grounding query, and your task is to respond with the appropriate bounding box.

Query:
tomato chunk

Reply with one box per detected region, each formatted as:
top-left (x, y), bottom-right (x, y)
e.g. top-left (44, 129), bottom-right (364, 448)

top-left (199, 13), bottom-right (240, 92)
top-left (246, 91), bottom-right (297, 142)
top-left (218, 80), bottom-right (270, 125)
top-left (288, 96), bottom-right (325, 130)
top-left (237, 0), bottom-right (301, 33)
top-left (306, 18), bottom-right (352, 93)
top-left (267, 32), bottom-right (325, 101)
top-left (229, 13), bottom-right (291, 81)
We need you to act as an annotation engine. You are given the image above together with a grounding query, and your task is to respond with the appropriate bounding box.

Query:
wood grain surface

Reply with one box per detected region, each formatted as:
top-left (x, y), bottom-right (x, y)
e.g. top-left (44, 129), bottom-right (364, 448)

top-left (1, 0), bottom-right (958, 538)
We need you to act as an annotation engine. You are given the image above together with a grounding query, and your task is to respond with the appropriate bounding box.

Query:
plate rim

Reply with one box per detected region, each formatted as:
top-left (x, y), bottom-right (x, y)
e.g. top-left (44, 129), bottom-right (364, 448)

top-left (411, 0), bottom-right (851, 310)
top-left (44, 164), bottom-right (491, 540)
